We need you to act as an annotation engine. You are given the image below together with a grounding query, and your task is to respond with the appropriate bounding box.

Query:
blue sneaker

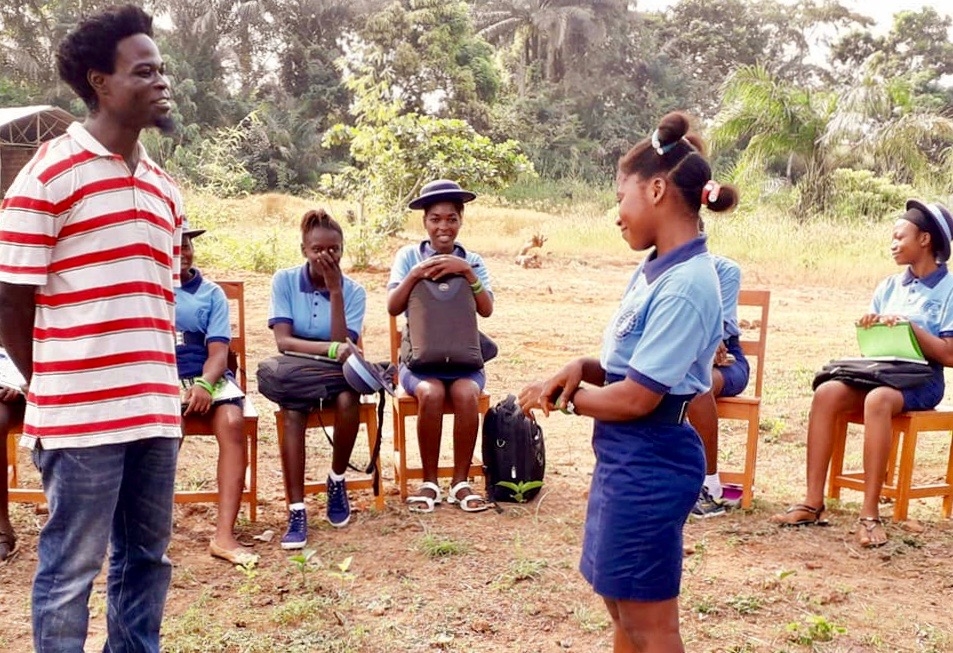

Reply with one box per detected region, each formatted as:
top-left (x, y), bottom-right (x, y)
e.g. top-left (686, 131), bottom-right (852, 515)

top-left (690, 488), bottom-right (727, 519)
top-left (281, 508), bottom-right (307, 549)
top-left (326, 476), bottom-right (351, 528)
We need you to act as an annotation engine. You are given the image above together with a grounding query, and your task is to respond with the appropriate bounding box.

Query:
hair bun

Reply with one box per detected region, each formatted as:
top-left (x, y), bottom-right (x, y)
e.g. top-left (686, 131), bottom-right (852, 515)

top-left (655, 112), bottom-right (691, 150)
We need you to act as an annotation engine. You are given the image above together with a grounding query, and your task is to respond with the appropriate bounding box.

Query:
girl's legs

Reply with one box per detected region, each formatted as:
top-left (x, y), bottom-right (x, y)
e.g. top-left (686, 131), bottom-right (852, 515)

top-left (773, 380), bottom-right (867, 523)
top-left (330, 390), bottom-right (360, 476)
top-left (447, 378), bottom-right (487, 509)
top-left (413, 379), bottom-right (446, 500)
top-left (604, 596), bottom-right (684, 653)
top-left (858, 386), bottom-right (904, 546)
top-left (0, 401), bottom-right (17, 561)
top-left (211, 403), bottom-right (246, 552)
top-left (279, 409), bottom-right (310, 504)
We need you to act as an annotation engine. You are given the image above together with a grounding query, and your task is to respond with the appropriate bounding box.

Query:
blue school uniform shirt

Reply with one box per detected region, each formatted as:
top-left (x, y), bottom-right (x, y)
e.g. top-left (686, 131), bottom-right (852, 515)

top-left (387, 241), bottom-right (493, 293)
top-left (871, 265), bottom-right (953, 341)
top-left (601, 236), bottom-right (723, 396)
top-left (174, 269), bottom-right (230, 379)
top-left (713, 255), bottom-right (741, 339)
top-left (268, 263), bottom-right (366, 342)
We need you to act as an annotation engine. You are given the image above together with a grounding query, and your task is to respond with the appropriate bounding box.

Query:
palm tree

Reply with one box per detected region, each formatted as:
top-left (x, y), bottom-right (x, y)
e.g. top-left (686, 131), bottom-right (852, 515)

top-left (711, 63), bottom-right (953, 218)
top-left (472, 0), bottom-right (621, 90)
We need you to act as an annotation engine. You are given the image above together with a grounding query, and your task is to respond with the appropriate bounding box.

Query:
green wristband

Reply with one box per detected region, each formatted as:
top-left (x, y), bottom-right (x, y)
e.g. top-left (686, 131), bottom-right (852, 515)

top-left (194, 377), bottom-right (214, 395)
top-left (328, 341), bottom-right (339, 360)
top-left (470, 280), bottom-right (484, 295)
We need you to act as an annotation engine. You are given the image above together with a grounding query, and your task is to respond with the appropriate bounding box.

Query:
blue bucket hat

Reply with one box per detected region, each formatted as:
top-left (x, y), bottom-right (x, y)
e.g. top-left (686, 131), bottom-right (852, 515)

top-left (343, 348), bottom-right (396, 396)
top-left (408, 179), bottom-right (477, 210)
top-left (906, 199), bottom-right (953, 263)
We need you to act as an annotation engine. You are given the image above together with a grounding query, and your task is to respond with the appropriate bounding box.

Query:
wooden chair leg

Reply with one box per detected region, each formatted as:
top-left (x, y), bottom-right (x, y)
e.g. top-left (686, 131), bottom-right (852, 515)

top-left (944, 431), bottom-right (953, 519)
top-left (247, 423), bottom-right (258, 522)
top-left (893, 427), bottom-right (917, 522)
top-left (740, 409), bottom-right (759, 509)
top-left (827, 417), bottom-right (850, 501)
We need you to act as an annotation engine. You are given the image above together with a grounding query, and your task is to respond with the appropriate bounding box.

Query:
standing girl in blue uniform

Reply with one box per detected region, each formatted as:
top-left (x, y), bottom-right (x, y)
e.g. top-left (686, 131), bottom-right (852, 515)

top-left (269, 210), bottom-right (366, 548)
top-left (175, 223), bottom-right (256, 566)
top-left (519, 112), bottom-right (739, 653)
top-left (773, 200), bottom-right (953, 548)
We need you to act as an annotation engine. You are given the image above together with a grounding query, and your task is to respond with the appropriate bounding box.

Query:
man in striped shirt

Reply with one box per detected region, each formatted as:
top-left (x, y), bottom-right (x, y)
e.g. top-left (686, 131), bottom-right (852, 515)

top-left (0, 6), bottom-right (184, 652)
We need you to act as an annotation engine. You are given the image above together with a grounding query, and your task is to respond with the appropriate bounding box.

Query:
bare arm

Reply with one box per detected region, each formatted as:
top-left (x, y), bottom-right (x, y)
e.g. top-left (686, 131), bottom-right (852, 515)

top-left (0, 282), bottom-right (36, 385)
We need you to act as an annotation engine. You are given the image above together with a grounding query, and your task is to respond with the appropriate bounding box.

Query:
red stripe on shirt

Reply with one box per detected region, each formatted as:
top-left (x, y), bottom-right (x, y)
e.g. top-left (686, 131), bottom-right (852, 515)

top-left (36, 150), bottom-right (102, 185)
top-left (35, 281), bottom-right (173, 307)
top-left (34, 317), bottom-right (173, 341)
top-left (49, 243), bottom-right (172, 274)
top-left (32, 382), bottom-right (178, 407)
top-left (24, 412), bottom-right (181, 437)
top-left (0, 230), bottom-right (57, 247)
top-left (34, 350), bottom-right (176, 373)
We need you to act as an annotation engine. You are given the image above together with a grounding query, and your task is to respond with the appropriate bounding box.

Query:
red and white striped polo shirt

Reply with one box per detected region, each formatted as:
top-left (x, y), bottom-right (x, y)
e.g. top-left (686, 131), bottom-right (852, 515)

top-left (0, 122), bottom-right (183, 449)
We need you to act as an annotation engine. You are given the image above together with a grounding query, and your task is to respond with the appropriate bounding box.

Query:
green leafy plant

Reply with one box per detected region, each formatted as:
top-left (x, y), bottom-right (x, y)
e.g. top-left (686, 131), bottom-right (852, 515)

top-left (496, 480), bottom-right (544, 502)
top-left (786, 615), bottom-right (846, 645)
top-left (288, 549), bottom-right (318, 589)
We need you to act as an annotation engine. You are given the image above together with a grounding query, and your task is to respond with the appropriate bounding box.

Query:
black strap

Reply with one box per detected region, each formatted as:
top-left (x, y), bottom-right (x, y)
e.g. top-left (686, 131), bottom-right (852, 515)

top-left (316, 389), bottom-right (385, 496)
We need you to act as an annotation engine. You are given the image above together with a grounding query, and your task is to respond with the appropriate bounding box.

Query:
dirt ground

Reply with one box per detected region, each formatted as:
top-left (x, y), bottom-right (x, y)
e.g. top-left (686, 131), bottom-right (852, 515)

top-left (2, 246), bottom-right (952, 653)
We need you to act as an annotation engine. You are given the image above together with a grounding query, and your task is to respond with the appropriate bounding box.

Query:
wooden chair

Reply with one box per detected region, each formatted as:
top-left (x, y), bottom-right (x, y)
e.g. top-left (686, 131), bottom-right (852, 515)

top-left (827, 408), bottom-right (953, 521)
top-left (389, 314), bottom-right (489, 500)
top-left (180, 280), bottom-right (259, 521)
top-left (715, 289), bottom-right (771, 509)
top-left (6, 414), bottom-right (43, 504)
top-left (274, 399), bottom-right (385, 511)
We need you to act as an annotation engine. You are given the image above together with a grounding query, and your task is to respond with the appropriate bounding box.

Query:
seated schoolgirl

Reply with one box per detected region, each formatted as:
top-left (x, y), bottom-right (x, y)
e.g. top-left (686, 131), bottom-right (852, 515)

top-left (687, 253), bottom-right (750, 517)
top-left (269, 209), bottom-right (366, 549)
top-left (175, 223), bottom-right (256, 566)
top-left (772, 200), bottom-right (953, 548)
top-left (386, 180), bottom-right (493, 514)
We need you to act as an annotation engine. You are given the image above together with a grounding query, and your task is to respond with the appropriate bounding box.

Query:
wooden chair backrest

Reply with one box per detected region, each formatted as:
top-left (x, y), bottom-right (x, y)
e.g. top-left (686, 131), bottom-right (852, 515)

top-left (735, 289), bottom-right (770, 398)
top-left (389, 314), bottom-right (401, 368)
top-left (216, 280), bottom-right (247, 393)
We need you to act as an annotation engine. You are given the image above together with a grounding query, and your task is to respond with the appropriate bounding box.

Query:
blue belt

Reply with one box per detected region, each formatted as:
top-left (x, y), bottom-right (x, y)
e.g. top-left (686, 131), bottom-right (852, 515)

top-left (604, 372), bottom-right (693, 425)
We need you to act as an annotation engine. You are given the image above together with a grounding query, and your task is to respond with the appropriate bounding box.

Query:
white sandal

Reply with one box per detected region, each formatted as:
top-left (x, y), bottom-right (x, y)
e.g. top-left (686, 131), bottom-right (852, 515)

top-left (407, 481), bottom-right (442, 513)
top-left (447, 481), bottom-right (489, 513)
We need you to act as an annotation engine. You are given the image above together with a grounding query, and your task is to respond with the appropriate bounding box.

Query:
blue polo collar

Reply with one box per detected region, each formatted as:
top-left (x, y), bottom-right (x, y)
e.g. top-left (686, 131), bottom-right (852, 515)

top-left (297, 263), bottom-right (332, 294)
top-left (643, 235), bottom-right (709, 284)
top-left (420, 240), bottom-right (467, 259)
top-left (901, 264), bottom-right (948, 288)
top-left (180, 268), bottom-right (203, 294)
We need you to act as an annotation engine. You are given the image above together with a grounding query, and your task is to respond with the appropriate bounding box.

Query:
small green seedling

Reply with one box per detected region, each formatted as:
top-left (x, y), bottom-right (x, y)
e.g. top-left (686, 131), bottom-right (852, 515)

top-left (288, 548), bottom-right (317, 588)
top-left (496, 480), bottom-right (544, 502)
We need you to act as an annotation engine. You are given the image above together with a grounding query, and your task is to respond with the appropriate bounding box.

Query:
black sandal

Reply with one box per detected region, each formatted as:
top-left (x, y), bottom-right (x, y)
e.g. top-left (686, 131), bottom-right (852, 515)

top-left (771, 503), bottom-right (829, 527)
top-left (857, 516), bottom-right (887, 548)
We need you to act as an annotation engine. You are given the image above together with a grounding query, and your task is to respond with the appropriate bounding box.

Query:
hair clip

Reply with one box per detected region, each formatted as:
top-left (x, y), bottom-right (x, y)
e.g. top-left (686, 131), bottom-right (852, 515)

top-left (702, 180), bottom-right (721, 205)
top-left (651, 129), bottom-right (678, 156)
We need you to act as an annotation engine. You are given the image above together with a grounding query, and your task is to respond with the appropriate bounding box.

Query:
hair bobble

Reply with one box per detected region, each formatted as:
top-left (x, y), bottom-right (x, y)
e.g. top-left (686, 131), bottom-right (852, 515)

top-left (702, 180), bottom-right (721, 206)
top-left (651, 129), bottom-right (678, 156)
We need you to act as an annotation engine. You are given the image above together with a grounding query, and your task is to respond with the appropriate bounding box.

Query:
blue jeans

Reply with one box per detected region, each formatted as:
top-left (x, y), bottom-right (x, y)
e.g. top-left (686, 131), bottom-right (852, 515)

top-left (31, 437), bottom-right (179, 653)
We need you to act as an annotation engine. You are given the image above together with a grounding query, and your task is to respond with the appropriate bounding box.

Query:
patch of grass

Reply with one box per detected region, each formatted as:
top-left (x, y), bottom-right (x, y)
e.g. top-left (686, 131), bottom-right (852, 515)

top-left (572, 604), bottom-right (610, 633)
top-left (272, 596), bottom-right (330, 626)
top-left (726, 594), bottom-right (763, 615)
top-left (493, 557), bottom-right (548, 590)
top-left (785, 614), bottom-right (846, 645)
top-left (418, 533), bottom-right (468, 558)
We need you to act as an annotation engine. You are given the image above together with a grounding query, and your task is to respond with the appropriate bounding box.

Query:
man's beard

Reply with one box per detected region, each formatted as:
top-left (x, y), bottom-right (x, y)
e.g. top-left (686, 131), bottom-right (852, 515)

top-left (154, 114), bottom-right (176, 135)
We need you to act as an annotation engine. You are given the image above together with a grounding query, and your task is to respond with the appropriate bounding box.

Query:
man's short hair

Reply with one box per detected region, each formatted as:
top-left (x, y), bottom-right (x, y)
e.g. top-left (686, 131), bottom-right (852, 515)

top-left (56, 4), bottom-right (154, 110)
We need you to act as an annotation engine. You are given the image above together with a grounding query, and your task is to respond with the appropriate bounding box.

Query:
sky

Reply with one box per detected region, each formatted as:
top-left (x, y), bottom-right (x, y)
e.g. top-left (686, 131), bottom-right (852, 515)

top-left (636, 0), bottom-right (952, 32)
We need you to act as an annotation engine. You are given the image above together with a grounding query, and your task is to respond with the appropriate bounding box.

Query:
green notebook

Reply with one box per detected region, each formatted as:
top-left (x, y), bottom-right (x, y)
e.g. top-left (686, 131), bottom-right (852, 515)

top-left (855, 322), bottom-right (926, 362)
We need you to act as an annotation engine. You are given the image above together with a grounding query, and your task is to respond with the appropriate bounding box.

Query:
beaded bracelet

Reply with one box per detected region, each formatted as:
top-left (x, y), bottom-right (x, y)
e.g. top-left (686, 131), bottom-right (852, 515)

top-left (194, 377), bottom-right (214, 395)
top-left (470, 280), bottom-right (484, 295)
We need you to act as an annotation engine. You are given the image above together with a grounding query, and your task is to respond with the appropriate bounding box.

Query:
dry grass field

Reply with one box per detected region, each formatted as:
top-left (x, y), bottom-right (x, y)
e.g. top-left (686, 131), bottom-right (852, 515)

top-left (2, 195), bottom-right (952, 652)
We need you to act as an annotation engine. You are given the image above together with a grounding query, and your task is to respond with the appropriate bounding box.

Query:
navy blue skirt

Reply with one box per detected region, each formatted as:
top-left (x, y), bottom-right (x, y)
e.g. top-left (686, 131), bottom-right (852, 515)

top-left (580, 418), bottom-right (705, 602)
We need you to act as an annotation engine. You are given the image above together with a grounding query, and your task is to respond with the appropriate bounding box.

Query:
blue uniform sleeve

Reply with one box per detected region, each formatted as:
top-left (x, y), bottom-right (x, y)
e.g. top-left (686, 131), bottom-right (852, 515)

top-left (469, 252), bottom-right (493, 294)
top-left (268, 269), bottom-right (294, 329)
top-left (627, 293), bottom-right (717, 393)
top-left (869, 277), bottom-right (891, 314)
top-left (344, 280), bottom-right (367, 342)
top-left (387, 246), bottom-right (415, 289)
top-left (718, 261), bottom-right (741, 339)
top-left (205, 283), bottom-right (231, 344)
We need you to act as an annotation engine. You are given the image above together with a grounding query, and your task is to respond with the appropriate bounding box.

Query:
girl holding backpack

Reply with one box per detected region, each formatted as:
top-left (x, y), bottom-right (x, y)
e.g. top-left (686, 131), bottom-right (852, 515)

top-left (518, 113), bottom-right (738, 653)
top-left (386, 180), bottom-right (493, 514)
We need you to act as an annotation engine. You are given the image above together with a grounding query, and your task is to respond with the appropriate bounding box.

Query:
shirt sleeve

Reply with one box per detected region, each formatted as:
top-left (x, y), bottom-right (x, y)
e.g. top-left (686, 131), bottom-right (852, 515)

top-left (869, 277), bottom-right (891, 314)
top-left (387, 246), bottom-right (414, 289)
top-left (469, 252), bottom-right (493, 294)
top-left (205, 283), bottom-right (231, 344)
top-left (268, 269), bottom-right (294, 328)
top-left (627, 293), bottom-right (713, 393)
top-left (344, 281), bottom-right (367, 342)
top-left (171, 188), bottom-right (184, 289)
top-left (719, 261), bottom-right (741, 338)
top-left (0, 163), bottom-right (59, 286)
